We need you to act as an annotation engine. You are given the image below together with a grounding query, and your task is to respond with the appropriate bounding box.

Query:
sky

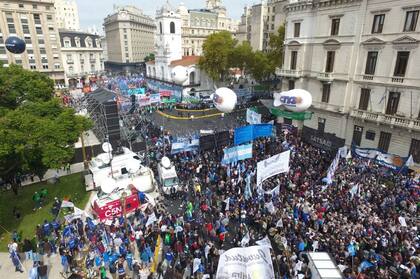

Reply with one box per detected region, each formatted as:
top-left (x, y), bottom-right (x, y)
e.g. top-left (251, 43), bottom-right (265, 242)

top-left (76, 0), bottom-right (254, 32)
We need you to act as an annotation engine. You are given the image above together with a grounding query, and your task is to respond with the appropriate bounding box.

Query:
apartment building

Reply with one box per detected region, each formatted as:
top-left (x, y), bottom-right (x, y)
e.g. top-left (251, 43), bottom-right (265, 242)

top-left (59, 30), bottom-right (104, 88)
top-left (0, 0), bottom-right (65, 84)
top-left (278, 0), bottom-right (420, 162)
top-left (237, 0), bottom-right (287, 51)
top-left (177, 0), bottom-right (238, 56)
top-left (103, 5), bottom-right (155, 73)
top-left (54, 0), bottom-right (80, 31)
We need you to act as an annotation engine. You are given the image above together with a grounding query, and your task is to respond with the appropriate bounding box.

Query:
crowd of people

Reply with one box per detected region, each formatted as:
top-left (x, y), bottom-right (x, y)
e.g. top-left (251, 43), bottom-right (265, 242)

top-left (7, 95), bottom-right (420, 279)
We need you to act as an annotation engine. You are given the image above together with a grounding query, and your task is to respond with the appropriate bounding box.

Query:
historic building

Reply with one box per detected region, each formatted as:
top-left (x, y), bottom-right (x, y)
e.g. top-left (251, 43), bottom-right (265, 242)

top-left (278, 0), bottom-right (420, 162)
top-left (54, 0), bottom-right (80, 31)
top-left (0, 0), bottom-right (65, 85)
top-left (59, 30), bottom-right (104, 88)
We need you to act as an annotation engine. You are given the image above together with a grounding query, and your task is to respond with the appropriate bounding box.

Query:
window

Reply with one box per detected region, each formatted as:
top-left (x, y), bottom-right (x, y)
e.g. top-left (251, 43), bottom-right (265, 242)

top-left (271, 24), bottom-right (275, 30)
top-left (318, 118), bottom-right (326, 133)
top-left (22, 24), bottom-right (30, 34)
top-left (8, 24), bottom-right (16, 34)
top-left (359, 88), bottom-right (370, 110)
top-left (64, 40), bottom-right (70, 48)
top-left (39, 48), bottom-right (46, 54)
top-left (372, 14), bottom-right (385, 33)
top-left (30, 65), bottom-right (36, 69)
top-left (68, 66), bottom-right (73, 73)
top-left (394, 51), bottom-right (409, 77)
top-left (365, 130), bottom-right (376, 141)
top-left (385, 91), bottom-right (400, 115)
top-left (42, 65), bottom-right (48, 69)
top-left (36, 27), bottom-right (42, 34)
top-left (33, 14), bottom-right (41, 24)
top-left (321, 83), bottom-right (331, 103)
top-left (38, 39), bottom-right (44, 45)
top-left (32, 4), bottom-right (37, 9)
top-left (404, 10), bottom-right (419, 32)
top-left (48, 27), bottom-right (54, 31)
top-left (378, 131), bottom-right (391, 152)
top-left (294, 22), bottom-right (301, 37)
top-left (47, 15), bottom-right (52, 20)
top-left (288, 80), bottom-right (295, 90)
top-left (409, 139), bottom-right (420, 163)
top-left (290, 51), bottom-right (298, 70)
top-left (331, 18), bottom-right (340, 35)
top-left (325, 51), bottom-right (335, 72)
top-left (365, 51), bottom-right (378, 75)
top-left (170, 22), bottom-right (175, 34)
top-left (352, 125), bottom-right (364, 146)
top-left (0, 47), bottom-right (6, 54)
top-left (19, 4), bottom-right (24, 8)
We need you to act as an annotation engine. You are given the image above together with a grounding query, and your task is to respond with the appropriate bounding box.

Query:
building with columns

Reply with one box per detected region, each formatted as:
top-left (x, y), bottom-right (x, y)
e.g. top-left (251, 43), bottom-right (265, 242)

top-left (237, 0), bottom-right (287, 51)
top-left (0, 0), bottom-right (65, 85)
top-left (177, 0), bottom-right (238, 56)
top-left (59, 29), bottom-right (104, 88)
top-left (278, 0), bottom-right (420, 163)
top-left (146, 3), bottom-right (214, 98)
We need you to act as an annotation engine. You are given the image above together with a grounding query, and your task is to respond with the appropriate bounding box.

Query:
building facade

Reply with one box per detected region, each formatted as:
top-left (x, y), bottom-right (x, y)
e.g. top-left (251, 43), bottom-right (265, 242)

top-left (0, 0), bottom-right (65, 85)
top-left (278, 0), bottom-right (420, 163)
top-left (177, 0), bottom-right (238, 56)
top-left (103, 5), bottom-right (155, 73)
top-left (146, 3), bottom-right (214, 97)
top-left (59, 30), bottom-right (104, 88)
top-left (54, 0), bottom-right (80, 31)
top-left (237, 0), bottom-right (287, 51)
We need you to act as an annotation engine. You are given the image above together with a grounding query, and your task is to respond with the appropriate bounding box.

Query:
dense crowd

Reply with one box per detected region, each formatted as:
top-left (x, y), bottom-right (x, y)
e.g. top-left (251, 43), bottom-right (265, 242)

top-left (7, 107), bottom-right (420, 279)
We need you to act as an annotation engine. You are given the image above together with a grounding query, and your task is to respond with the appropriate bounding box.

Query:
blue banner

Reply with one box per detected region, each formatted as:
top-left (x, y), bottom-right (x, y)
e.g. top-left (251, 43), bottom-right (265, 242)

top-left (352, 146), bottom-right (409, 171)
top-left (234, 124), bottom-right (274, 145)
top-left (171, 137), bottom-right (199, 154)
top-left (221, 143), bottom-right (253, 165)
top-left (127, 88), bottom-right (146, 95)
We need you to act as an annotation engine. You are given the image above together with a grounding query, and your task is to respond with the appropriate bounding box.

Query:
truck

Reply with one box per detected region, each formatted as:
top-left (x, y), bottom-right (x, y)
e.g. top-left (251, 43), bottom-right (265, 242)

top-left (157, 157), bottom-right (180, 196)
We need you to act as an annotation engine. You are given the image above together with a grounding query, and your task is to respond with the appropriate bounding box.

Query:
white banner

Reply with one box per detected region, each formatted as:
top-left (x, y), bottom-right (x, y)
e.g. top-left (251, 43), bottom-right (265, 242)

top-left (246, 109), bottom-right (262, 125)
top-left (257, 150), bottom-right (290, 186)
top-left (256, 236), bottom-right (273, 249)
top-left (216, 246), bottom-right (275, 279)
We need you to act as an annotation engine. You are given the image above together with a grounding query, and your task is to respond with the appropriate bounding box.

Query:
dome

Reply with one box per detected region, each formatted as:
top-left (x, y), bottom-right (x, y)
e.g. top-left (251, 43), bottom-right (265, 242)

top-left (177, 2), bottom-right (188, 15)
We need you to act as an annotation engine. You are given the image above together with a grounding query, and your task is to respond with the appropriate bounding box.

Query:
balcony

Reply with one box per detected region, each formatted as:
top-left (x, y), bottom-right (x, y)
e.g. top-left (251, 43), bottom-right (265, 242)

top-left (317, 72), bottom-right (334, 82)
top-left (275, 68), bottom-right (302, 78)
top-left (351, 109), bottom-right (420, 132)
top-left (355, 74), bottom-right (420, 87)
top-left (90, 59), bottom-right (96, 63)
top-left (66, 59), bottom-right (74, 64)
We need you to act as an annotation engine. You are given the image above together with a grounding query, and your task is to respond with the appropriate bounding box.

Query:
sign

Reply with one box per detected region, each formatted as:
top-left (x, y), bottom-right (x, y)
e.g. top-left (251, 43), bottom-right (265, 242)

top-left (127, 88), bottom-right (146, 95)
top-left (216, 246), bottom-right (275, 279)
top-left (93, 193), bottom-right (140, 221)
top-left (352, 147), bottom-right (408, 170)
top-left (257, 150), bottom-right (290, 186)
top-left (171, 137), bottom-right (200, 154)
top-left (138, 97), bottom-right (151, 107)
top-left (150, 93), bottom-right (161, 104)
top-left (302, 126), bottom-right (345, 152)
top-left (222, 143), bottom-right (253, 165)
top-left (246, 108), bottom-right (262, 125)
top-left (269, 108), bottom-right (313, 121)
top-left (234, 124), bottom-right (274, 146)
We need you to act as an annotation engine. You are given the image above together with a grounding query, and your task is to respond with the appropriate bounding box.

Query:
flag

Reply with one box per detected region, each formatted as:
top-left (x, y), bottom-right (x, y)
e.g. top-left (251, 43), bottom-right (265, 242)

top-left (256, 236), bottom-right (272, 249)
top-left (61, 200), bottom-right (75, 208)
top-left (378, 90), bottom-right (387, 105)
top-left (240, 232), bottom-right (250, 247)
top-left (405, 155), bottom-right (414, 168)
top-left (224, 197), bottom-right (230, 211)
top-left (346, 150), bottom-right (352, 160)
top-left (145, 213), bottom-right (157, 227)
top-left (193, 258), bottom-right (201, 273)
top-left (347, 243), bottom-right (356, 257)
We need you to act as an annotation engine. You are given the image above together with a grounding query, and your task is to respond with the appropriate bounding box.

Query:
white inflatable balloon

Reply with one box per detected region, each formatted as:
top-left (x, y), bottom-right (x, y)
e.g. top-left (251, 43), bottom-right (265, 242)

top-left (212, 87), bottom-right (237, 113)
top-left (171, 65), bottom-right (188, 84)
top-left (273, 89), bottom-right (312, 112)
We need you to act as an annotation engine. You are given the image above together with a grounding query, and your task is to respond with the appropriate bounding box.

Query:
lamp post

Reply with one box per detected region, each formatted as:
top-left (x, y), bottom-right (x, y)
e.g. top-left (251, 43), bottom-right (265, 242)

top-left (120, 191), bottom-right (128, 233)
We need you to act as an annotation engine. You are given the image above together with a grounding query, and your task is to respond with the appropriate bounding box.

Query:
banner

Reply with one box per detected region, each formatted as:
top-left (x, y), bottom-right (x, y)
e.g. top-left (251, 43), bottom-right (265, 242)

top-left (257, 150), bottom-right (290, 185)
top-left (150, 93), bottom-right (161, 104)
top-left (246, 108), bottom-right (261, 125)
top-left (216, 246), bottom-right (275, 279)
top-left (352, 147), bottom-right (408, 170)
top-left (234, 124), bottom-right (274, 145)
top-left (171, 137), bottom-right (200, 154)
top-left (138, 97), bottom-right (151, 107)
top-left (302, 126), bottom-right (346, 152)
top-left (221, 143), bottom-right (253, 165)
top-left (325, 146), bottom-right (347, 185)
top-left (127, 88), bottom-right (146, 95)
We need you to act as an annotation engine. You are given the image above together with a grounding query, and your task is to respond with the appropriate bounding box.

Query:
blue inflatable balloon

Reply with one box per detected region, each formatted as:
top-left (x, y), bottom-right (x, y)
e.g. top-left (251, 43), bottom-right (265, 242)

top-left (5, 36), bottom-right (26, 54)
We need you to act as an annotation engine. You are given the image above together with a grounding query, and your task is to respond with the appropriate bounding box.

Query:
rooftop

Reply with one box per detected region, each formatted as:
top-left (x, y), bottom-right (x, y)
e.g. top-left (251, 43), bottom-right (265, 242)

top-left (169, 56), bottom-right (200, 67)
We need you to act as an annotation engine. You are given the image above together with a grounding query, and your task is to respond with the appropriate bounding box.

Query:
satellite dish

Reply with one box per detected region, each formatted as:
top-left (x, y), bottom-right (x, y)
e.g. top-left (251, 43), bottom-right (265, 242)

top-left (97, 153), bottom-right (111, 165)
top-left (5, 36), bottom-right (26, 54)
top-left (100, 178), bottom-right (116, 194)
top-left (161, 157), bottom-right (171, 169)
top-left (102, 142), bottom-right (113, 153)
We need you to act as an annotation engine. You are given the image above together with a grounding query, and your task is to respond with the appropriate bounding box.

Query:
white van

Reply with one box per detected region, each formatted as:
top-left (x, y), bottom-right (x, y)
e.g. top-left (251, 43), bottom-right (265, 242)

top-left (157, 157), bottom-right (180, 195)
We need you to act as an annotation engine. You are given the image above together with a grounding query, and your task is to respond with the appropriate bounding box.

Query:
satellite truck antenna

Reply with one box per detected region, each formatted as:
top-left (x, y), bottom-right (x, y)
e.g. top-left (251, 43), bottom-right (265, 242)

top-left (102, 142), bottom-right (114, 178)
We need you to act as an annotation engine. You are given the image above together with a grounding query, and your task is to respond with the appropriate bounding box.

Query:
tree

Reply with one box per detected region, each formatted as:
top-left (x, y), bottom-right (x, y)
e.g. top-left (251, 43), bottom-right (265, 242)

top-left (267, 24), bottom-right (285, 69)
top-left (229, 41), bottom-right (254, 74)
top-left (0, 65), bottom-right (92, 194)
top-left (198, 31), bottom-right (237, 82)
top-left (144, 53), bottom-right (155, 62)
top-left (249, 51), bottom-right (274, 82)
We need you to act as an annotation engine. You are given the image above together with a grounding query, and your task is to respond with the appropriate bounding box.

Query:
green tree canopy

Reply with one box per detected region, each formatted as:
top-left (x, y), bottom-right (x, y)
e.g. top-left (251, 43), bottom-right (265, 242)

top-left (267, 24), bottom-right (285, 69)
top-left (0, 65), bottom-right (91, 190)
top-left (199, 31), bottom-right (237, 82)
top-left (229, 41), bottom-right (254, 74)
top-left (144, 53), bottom-right (155, 62)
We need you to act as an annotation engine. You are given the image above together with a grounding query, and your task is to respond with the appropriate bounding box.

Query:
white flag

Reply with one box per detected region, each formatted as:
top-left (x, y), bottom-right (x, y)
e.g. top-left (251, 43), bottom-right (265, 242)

top-left (224, 197), bottom-right (230, 211)
top-left (256, 236), bottom-right (272, 249)
top-left (193, 258), bottom-right (201, 273)
top-left (405, 155), bottom-right (414, 167)
top-left (346, 150), bottom-right (352, 160)
top-left (145, 213), bottom-right (157, 227)
top-left (61, 200), bottom-right (75, 208)
top-left (241, 232), bottom-right (250, 247)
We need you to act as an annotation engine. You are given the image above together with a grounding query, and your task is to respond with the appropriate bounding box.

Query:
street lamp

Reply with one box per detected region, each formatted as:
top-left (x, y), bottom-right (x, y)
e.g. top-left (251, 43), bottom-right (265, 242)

top-left (120, 191), bottom-right (128, 233)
